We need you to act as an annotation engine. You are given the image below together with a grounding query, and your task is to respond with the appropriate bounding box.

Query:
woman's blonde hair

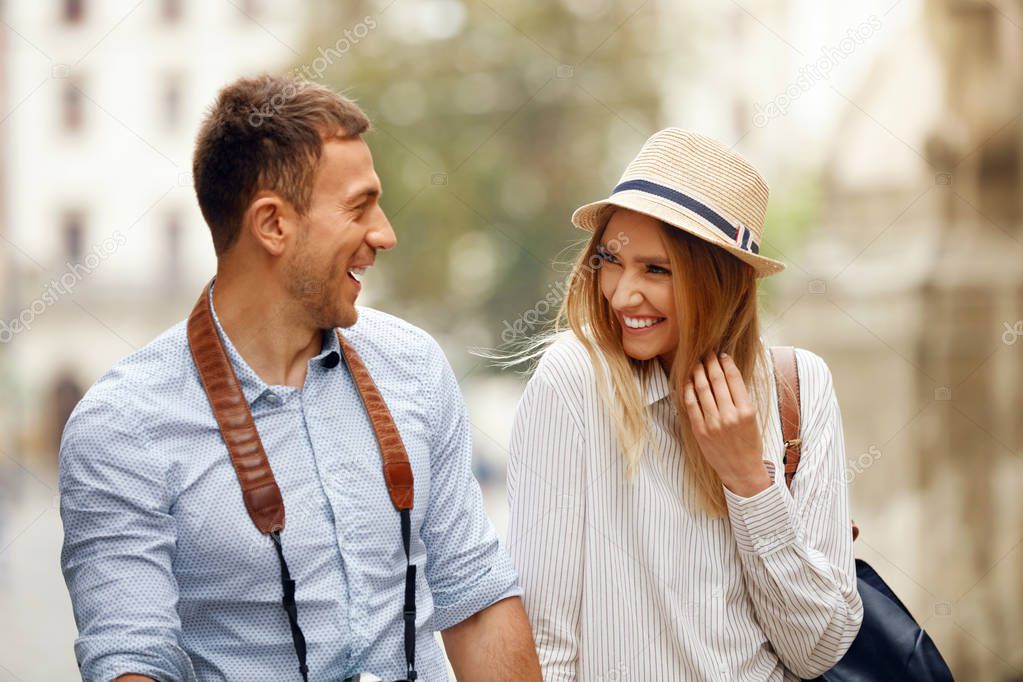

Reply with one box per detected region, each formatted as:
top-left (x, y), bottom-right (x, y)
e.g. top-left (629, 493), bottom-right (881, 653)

top-left (495, 211), bottom-right (777, 517)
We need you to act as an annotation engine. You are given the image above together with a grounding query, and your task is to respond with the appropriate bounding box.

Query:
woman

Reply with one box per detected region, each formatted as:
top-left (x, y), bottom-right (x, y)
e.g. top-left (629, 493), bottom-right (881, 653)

top-left (507, 128), bottom-right (863, 680)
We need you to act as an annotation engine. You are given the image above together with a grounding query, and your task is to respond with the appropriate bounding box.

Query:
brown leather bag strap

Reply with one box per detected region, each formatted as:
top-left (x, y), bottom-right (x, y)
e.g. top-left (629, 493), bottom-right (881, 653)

top-left (187, 281), bottom-right (415, 533)
top-left (188, 281), bottom-right (285, 534)
top-left (769, 344), bottom-right (860, 542)
top-left (335, 330), bottom-right (414, 511)
top-left (770, 345), bottom-right (802, 489)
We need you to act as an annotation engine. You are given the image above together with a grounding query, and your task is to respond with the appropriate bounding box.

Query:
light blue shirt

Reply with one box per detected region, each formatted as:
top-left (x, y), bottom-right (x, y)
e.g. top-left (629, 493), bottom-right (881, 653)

top-left (59, 287), bottom-right (521, 681)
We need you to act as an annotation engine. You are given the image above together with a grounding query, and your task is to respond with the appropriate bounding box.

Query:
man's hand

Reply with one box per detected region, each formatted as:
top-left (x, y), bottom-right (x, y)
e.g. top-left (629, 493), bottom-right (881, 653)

top-left (441, 595), bottom-right (541, 681)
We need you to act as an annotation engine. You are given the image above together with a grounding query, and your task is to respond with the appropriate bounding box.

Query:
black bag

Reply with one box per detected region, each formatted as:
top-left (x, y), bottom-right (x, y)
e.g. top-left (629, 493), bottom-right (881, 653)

top-left (805, 559), bottom-right (954, 681)
top-left (770, 346), bottom-right (955, 682)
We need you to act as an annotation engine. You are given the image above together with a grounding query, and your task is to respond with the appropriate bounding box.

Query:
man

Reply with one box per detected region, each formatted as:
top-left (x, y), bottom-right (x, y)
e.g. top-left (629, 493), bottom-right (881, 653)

top-left (59, 74), bottom-right (541, 681)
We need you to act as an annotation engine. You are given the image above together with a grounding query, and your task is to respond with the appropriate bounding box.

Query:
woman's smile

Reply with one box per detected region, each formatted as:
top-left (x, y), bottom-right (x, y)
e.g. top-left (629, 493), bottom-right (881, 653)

top-left (621, 314), bottom-right (668, 334)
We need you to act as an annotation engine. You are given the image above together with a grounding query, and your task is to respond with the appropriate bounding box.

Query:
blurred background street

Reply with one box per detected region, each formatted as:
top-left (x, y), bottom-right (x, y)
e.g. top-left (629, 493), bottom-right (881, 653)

top-left (1, 0), bottom-right (1022, 679)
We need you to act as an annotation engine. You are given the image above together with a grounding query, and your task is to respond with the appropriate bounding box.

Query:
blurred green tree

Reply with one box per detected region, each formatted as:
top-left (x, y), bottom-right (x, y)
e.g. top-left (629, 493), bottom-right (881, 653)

top-left (295, 0), bottom-right (665, 358)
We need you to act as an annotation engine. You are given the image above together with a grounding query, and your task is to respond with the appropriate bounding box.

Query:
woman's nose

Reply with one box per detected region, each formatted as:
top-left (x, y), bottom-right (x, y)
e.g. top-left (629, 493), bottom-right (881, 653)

top-left (611, 274), bottom-right (644, 310)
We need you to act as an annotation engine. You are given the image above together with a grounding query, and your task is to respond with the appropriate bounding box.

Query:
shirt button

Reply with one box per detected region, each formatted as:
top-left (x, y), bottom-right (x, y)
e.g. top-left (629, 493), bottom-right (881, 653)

top-left (711, 586), bottom-right (722, 598)
top-left (266, 393), bottom-right (281, 405)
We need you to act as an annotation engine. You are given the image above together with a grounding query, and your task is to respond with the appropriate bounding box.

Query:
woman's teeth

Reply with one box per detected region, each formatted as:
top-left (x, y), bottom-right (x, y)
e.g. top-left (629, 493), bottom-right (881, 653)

top-left (623, 315), bottom-right (665, 329)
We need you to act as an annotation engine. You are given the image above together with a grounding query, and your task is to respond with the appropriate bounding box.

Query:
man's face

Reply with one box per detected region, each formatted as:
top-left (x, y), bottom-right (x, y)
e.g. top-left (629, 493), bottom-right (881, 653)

top-left (284, 135), bottom-right (395, 328)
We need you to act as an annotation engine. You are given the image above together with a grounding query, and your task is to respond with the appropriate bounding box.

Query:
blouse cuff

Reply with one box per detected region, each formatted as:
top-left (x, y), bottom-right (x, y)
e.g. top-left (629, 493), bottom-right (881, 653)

top-left (724, 478), bottom-right (799, 556)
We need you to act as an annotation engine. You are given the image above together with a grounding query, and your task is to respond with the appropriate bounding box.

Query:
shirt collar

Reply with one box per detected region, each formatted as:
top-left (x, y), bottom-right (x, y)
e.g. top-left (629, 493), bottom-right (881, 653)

top-left (642, 358), bottom-right (672, 406)
top-left (207, 281), bottom-right (342, 406)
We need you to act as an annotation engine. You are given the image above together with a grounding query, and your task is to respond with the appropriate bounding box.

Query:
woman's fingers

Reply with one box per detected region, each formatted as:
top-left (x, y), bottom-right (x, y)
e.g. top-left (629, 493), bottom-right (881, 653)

top-left (685, 353), bottom-right (766, 486)
top-left (703, 353), bottom-right (736, 415)
top-left (691, 360), bottom-right (720, 425)
top-left (682, 378), bottom-right (705, 432)
top-left (686, 352), bottom-right (756, 436)
top-left (718, 353), bottom-right (753, 413)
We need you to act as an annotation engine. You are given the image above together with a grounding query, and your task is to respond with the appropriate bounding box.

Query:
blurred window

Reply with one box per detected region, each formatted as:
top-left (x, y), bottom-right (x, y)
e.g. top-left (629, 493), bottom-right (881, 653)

top-left (239, 0), bottom-right (260, 20)
top-left (63, 0), bottom-right (85, 24)
top-left (61, 76), bottom-right (85, 131)
top-left (161, 0), bottom-right (182, 22)
top-left (62, 210), bottom-right (85, 264)
top-left (50, 371), bottom-right (84, 456)
top-left (162, 75), bottom-right (183, 130)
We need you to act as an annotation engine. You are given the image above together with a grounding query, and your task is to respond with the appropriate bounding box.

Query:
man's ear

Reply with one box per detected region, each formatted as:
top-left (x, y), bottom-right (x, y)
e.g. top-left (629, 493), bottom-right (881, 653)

top-left (245, 191), bottom-right (294, 256)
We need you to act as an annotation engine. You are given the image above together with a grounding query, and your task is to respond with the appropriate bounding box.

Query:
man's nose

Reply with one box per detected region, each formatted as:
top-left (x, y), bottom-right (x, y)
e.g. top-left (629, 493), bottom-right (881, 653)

top-left (368, 206), bottom-right (397, 251)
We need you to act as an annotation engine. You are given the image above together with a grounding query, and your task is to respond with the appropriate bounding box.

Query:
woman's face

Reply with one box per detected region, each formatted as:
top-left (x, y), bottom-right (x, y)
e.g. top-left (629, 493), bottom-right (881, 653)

top-left (597, 208), bottom-right (680, 371)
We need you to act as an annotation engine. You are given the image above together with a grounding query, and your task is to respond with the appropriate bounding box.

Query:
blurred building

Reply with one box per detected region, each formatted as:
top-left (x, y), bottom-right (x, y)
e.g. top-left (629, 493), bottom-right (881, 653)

top-left (774, 0), bottom-right (1023, 679)
top-left (657, 0), bottom-right (1020, 677)
top-left (1, 0), bottom-right (308, 461)
top-left (659, 0), bottom-right (906, 190)
top-left (0, 0), bottom-right (11, 487)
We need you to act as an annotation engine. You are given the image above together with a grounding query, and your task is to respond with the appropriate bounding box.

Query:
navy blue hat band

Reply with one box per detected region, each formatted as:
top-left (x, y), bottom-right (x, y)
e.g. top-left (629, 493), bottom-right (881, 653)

top-left (612, 179), bottom-right (760, 255)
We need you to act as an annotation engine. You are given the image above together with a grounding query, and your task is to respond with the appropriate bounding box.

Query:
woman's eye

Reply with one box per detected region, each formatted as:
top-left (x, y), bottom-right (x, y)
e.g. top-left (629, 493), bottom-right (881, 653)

top-left (649, 265), bottom-right (670, 275)
top-left (597, 248), bottom-right (619, 264)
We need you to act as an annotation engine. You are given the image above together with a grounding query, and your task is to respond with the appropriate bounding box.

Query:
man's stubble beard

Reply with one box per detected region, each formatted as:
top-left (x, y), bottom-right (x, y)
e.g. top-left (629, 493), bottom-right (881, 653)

top-left (283, 234), bottom-right (357, 331)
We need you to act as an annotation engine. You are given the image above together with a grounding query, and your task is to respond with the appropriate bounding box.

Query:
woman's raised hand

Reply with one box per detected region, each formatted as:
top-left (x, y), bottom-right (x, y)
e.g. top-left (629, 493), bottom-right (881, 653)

top-left (682, 352), bottom-right (772, 498)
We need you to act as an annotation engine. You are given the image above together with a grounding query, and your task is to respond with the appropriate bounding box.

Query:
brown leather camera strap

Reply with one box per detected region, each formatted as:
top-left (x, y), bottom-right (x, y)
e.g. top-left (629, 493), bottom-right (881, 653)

top-left (187, 281), bottom-right (414, 526)
top-left (334, 330), bottom-right (414, 512)
top-left (770, 345), bottom-right (859, 542)
top-left (186, 280), bottom-right (418, 681)
top-left (187, 285), bottom-right (283, 533)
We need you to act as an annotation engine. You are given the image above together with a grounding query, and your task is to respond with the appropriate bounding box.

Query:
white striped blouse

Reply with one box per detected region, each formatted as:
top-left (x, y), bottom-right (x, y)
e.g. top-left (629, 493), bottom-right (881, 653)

top-left (507, 332), bottom-right (863, 681)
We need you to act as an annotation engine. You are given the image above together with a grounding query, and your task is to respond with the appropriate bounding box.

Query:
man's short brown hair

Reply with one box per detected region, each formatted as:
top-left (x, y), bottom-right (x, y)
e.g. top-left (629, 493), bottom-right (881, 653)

top-left (192, 73), bottom-right (370, 255)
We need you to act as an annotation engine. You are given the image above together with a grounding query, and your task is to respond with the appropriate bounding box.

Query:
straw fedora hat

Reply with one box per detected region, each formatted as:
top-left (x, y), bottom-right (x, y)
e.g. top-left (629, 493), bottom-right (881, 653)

top-left (572, 128), bottom-right (786, 278)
